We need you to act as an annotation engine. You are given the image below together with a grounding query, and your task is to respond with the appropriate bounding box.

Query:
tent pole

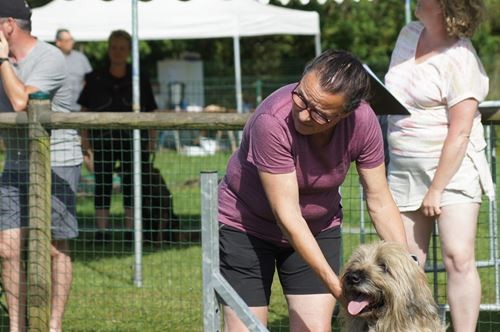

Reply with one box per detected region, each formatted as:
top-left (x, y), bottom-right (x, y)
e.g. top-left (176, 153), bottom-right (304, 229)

top-left (131, 0), bottom-right (144, 288)
top-left (405, 0), bottom-right (412, 24)
top-left (233, 36), bottom-right (243, 114)
top-left (314, 33), bottom-right (321, 56)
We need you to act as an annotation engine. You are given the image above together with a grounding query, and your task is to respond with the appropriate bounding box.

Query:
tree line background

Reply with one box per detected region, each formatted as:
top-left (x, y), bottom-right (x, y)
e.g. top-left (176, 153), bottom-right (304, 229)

top-left (27, 0), bottom-right (500, 103)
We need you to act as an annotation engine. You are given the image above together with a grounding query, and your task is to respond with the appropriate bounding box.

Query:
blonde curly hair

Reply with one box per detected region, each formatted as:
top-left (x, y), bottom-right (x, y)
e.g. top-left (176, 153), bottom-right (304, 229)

top-left (439, 0), bottom-right (486, 38)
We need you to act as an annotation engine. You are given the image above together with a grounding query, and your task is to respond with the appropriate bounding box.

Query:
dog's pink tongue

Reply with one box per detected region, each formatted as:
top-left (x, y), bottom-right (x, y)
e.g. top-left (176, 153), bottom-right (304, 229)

top-left (348, 300), bottom-right (369, 316)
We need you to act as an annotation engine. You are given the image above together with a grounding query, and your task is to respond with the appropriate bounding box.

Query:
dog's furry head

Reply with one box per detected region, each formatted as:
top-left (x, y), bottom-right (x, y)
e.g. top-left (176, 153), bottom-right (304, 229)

top-left (339, 241), bottom-right (446, 332)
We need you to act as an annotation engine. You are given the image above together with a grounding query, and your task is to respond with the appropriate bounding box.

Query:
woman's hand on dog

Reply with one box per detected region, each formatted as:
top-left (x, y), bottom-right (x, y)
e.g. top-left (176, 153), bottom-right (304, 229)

top-left (326, 278), bottom-right (344, 304)
top-left (337, 289), bottom-right (348, 309)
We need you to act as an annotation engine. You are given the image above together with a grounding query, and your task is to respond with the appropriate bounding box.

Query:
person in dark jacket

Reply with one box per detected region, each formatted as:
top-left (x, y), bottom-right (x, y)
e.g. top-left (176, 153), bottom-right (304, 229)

top-left (79, 29), bottom-right (157, 242)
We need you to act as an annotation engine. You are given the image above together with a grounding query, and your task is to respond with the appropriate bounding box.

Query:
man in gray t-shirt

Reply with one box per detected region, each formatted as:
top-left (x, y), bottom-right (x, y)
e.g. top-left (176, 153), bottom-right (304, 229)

top-left (55, 28), bottom-right (92, 113)
top-left (0, 1), bottom-right (82, 330)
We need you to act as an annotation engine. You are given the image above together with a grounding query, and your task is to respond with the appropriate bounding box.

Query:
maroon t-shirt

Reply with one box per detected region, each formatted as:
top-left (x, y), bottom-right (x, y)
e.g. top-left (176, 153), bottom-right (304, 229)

top-left (218, 84), bottom-right (384, 246)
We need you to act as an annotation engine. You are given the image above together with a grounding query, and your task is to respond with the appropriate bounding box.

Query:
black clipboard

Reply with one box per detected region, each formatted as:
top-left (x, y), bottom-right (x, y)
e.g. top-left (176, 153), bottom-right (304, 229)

top-left (363, 64), bottom-right (410, 115)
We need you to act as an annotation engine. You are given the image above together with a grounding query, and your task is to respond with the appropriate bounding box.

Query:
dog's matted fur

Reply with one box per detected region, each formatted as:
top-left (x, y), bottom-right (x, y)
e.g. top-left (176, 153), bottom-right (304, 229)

top-left (339, 241), bottom-right (446, 332)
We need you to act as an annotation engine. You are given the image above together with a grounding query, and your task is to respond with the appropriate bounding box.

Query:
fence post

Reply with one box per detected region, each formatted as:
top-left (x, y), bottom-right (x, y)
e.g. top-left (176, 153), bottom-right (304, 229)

top-left (200, 171), bottom-right (268, 332)
top-left (27, 91), bottom-right (52, 330)
top-left (201, 171), bottom-right (221, 331)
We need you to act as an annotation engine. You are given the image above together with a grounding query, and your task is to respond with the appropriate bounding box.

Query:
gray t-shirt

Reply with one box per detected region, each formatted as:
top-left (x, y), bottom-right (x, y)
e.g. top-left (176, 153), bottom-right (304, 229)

top-left (64, 50), bottom-right (92, 112)
top-left (0, 40), bottom-right (83, 170)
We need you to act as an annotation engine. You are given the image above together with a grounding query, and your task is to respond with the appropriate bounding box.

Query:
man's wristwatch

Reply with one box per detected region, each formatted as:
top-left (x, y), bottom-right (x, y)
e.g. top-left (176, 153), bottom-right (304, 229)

top-left (0, 57), bottom-right (9, 66)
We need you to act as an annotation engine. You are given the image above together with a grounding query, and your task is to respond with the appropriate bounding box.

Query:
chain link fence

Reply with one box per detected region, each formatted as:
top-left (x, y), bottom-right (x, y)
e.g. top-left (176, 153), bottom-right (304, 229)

top-left (0, 91), bottom-right (498, 331)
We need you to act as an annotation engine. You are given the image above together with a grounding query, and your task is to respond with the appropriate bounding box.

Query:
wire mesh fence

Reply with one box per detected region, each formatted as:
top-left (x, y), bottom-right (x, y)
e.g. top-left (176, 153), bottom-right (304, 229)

top-left (0, 107), bottom-right (498, 331)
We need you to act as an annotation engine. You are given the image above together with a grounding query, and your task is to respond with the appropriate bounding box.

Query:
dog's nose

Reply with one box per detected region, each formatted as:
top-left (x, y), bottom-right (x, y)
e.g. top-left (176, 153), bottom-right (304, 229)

top-left (346, 270), bottom-right (364, 285)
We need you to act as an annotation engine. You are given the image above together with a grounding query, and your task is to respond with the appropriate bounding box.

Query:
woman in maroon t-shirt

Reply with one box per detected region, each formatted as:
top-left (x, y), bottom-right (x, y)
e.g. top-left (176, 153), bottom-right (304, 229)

top-left (218, 49), bottom-right (409, 331)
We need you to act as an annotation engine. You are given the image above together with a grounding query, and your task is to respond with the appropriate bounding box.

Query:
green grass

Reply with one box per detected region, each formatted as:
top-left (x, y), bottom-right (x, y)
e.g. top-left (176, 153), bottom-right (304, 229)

top-left (0, 139), bottom-right (499, 331)
top-left (64, 244), bottom-right (204, 331)
top-left (59, 146), bottom-right (232, 331)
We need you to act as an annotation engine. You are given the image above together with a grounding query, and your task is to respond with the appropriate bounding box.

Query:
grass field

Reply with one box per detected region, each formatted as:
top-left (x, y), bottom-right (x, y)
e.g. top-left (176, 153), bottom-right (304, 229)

top-left (0, 133), bottom-right (499, 331)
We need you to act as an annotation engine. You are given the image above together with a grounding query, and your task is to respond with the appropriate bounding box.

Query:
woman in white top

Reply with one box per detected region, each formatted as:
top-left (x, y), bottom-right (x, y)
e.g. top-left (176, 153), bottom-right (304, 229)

top-left (385, 0), bottom-right (493, 331)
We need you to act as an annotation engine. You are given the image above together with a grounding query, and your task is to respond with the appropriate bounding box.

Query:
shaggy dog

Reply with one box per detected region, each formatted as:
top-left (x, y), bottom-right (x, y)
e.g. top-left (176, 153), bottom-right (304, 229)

top-left (339, 241), bottom-right (446, 332)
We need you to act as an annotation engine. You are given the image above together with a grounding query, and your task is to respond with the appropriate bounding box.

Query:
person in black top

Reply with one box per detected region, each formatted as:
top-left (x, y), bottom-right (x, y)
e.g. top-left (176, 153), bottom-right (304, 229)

top-left (79, 30), bottom-right (157, 242)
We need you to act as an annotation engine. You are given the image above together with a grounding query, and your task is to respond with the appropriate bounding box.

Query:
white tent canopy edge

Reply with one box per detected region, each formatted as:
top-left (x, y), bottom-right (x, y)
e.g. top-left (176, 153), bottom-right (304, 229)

top-left (32, 0), bottom-right (320, 41)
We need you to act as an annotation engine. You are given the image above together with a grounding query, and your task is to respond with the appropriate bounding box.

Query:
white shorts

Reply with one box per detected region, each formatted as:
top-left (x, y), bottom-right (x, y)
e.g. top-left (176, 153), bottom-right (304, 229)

top-left (387, 154), bottom-right (482, 212)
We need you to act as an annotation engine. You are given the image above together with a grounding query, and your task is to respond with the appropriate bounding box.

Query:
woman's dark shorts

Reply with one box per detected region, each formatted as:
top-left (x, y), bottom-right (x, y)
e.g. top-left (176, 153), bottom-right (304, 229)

top-left (219, 224), bottom-right (341, 307)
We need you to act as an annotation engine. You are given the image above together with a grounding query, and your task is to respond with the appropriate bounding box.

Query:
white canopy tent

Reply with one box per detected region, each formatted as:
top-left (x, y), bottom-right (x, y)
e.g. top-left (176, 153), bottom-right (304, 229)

top-left (32, 0), bottom-right (320, 41)
top-left (31, 0), bottom-right (321, 112)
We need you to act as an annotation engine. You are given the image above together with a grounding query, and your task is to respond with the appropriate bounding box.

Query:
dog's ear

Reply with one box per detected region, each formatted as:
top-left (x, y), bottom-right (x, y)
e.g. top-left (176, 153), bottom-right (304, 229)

top-left (409, 266), bottom-right (440, 313)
